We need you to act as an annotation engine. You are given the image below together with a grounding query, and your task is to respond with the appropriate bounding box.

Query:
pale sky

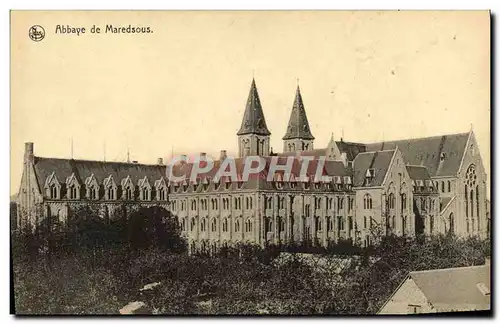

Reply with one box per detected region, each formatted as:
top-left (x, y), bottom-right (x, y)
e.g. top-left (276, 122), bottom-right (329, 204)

top-left (10, 11), bottom-right (490, 194)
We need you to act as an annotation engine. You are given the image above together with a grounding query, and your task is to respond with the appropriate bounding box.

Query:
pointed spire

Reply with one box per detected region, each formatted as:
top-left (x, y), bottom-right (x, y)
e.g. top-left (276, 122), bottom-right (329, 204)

top-left (237, 78), bottom-right (271, 136)
top-left (283, 85), bottom-right (314, 140)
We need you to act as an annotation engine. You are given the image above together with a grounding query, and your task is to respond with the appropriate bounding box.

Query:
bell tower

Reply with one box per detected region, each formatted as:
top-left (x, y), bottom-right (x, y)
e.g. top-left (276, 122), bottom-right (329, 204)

top-left (283, 85), bottom-right (315, 153)
top-left (237, 79), bottom-right (271, 157)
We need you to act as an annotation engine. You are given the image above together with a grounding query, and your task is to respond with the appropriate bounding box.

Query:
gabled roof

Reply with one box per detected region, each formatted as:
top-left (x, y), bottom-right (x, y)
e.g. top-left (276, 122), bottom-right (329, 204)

top-left (406, 165), bottom-right (432, 181)
top-left (410, 265), bottom-right (490, 312)
top-left (352, 150), bottom-right (396, 187)
top-left (237, 79), bottom-right (271, 136)
top-left (365, 132), bottom-right (469, 177)
top-left (33, 157), bottom-right (166, 192)
top-left (282, 86), bottom-right (314, 140)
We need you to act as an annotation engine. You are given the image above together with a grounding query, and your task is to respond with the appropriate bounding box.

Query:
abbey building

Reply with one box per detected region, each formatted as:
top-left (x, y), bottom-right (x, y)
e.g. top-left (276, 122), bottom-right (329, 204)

top-left (15, 79), bottom-right (490, 252)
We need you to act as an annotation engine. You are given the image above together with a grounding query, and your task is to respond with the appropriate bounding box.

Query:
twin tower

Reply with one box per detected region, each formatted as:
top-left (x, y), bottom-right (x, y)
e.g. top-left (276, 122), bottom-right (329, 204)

top-left (237, 79), bottom-right (315, 158)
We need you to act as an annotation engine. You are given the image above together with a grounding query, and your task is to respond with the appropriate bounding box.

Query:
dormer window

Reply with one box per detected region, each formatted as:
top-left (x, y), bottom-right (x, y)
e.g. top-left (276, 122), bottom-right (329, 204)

top-left (68, 185), bottom-right (78, 199)
top-left (366, 169), bottom-right (375, 178)
top-left (335, 176), bottom-right (343, 190)
top-left (225, 180), bottom-right (231, 190)
top-left (290, 180), bottom-right (297, 189)
top-left (106, 187), bottom-right (116, 200)
top-left (344, 176), bottom-right (352, 190)
top-left (50, 184), bottom-right (58, 199)
top-left (89, 186), bottom-right (98, 200)
top-left (303, 181), bottom-right (310, 190)
top-left (158, 188), bottom-right (166, 201)
top-left (85, 175), bottom-right (99, 200)
top-left (213, 178), bottom-right (220, 190)
top-left (124, 187), bottom-right (134, 200)
top-left (314, 181), bottom-right (321, 190)
top-left (138, 177), bottom-right (152, 201)
top-left (237, 179), bottom-right (244, 189)
top-left (440, 152), bottom-right (446, 161)
top-left (141, 187), bottom-right (150, 201)
top-left (202, 178), bottom-right (209, 191)
top-left (65, 173), bottom-right (80, 199)
top-left (193, 180), bottom-right (199, 192)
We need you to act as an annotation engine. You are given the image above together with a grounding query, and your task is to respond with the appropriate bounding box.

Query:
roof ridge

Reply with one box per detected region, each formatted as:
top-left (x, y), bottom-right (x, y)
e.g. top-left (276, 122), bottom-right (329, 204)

top-left (35, 156), bottom-right (164, 167)
top-left (368, 131), bottom-right (469, 145)
top-left (355, 149), bottom-right (396, 156)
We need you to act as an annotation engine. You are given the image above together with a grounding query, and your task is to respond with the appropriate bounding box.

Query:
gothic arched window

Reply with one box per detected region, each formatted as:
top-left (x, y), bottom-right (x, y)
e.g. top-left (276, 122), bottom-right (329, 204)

top-left (388, 193), bottom-right (395, 209)
top-left (364, 194), bottom-right (372, 210)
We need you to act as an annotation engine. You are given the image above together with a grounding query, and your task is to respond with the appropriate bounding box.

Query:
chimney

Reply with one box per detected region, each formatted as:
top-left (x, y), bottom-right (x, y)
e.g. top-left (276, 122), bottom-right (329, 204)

top-left (220, 150), bottom-right (227, 161)
top-left (24, 142), bottom-right (34, 164)
top-left (132, 160), bottom-right (138, 164)
top-left (200, 152), bottom-right (207, 157)
top-left (157, 158), bottom-right (164, 165)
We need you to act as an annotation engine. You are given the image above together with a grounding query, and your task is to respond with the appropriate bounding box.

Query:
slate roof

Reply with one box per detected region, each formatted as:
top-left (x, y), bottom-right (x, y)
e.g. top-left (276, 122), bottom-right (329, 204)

top-left (237, 79), bottom-right (271, 136)
top-left (336, 141), bottom-right (367, 161)
top-left (33, 157), bottom-right (166, 191)
top-left (410, 265), bottom-right (490, 312)
top-left (365, 132), bottom-right (469, 177)
top-left (352, 150), bottom-right (396, 187)
top-left (169, 156), bottom-right (349, 184)
top-left (282, 86), bottom-right (314, 140)
top-left (406, 165), bottom-right (432, 181)
top-left (278, 148), bottom-right (326, 158)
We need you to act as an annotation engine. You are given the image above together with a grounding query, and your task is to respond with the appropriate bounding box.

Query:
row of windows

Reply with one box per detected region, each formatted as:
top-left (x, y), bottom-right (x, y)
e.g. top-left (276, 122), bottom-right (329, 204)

top-left (437, 180), bottom-right (452, 193)
top-left (362, 193), bottom-right (412, 211)
top-left (181, 217), bottom-right (254, 234)
top-left (172, 196), bottom-right (254, 212)
top-left (48, 184), bottom-right (167, 201)
top-left (172, 179), bottom-right (354, 193)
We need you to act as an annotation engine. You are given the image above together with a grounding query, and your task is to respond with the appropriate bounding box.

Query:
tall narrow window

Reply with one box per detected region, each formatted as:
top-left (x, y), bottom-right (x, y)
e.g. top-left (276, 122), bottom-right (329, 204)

top-left (449, 213), bottom-right (455, 234)
top-left (447, 181), bottom-right (451, 192)
top-left (470, 190), bottom-right (474, 220)
top-left (476, 185), bottom-right (480, 231)
top-left (388, 193), bottom-right (395, 209)
top-left (364, 194), bottom-right (372, 210)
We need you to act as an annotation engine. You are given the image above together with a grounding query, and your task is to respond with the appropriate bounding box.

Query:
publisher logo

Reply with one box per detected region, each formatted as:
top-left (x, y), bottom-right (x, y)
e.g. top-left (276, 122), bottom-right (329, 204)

top-left (29, 25), bottom-right (45, 42)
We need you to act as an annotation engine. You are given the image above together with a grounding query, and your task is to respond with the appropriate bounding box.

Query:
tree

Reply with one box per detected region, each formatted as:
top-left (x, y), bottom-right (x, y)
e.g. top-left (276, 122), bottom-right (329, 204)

top-left (127, 206), bottom-right (187, 252)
